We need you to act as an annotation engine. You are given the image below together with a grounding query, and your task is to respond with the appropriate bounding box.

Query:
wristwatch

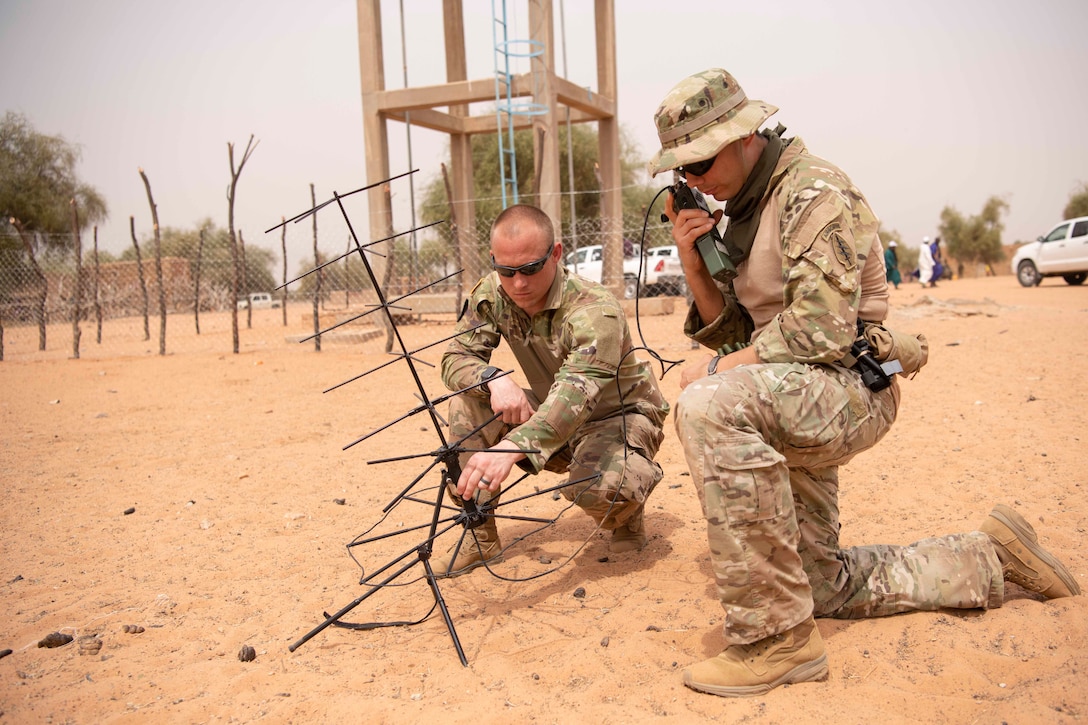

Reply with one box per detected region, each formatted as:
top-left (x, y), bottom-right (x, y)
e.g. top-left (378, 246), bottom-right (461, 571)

top-left (480, 365), bottom-right (502, 392)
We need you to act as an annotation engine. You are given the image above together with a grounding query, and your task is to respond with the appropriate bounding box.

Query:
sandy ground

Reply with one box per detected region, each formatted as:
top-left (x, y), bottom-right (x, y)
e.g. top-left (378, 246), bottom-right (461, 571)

top-left (1, 275), bottom-right (1086, 724)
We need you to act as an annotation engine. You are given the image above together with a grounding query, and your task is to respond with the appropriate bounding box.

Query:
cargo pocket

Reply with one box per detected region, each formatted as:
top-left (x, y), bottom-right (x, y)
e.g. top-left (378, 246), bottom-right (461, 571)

top-left (623, 411), bottom-right (665, 460)
top-left (706, 429), bottom-right (785, 525)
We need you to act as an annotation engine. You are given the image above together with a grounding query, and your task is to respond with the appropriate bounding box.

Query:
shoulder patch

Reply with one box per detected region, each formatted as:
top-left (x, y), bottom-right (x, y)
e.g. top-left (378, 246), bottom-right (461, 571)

top-left (823, 222), bottom-right (856, 270)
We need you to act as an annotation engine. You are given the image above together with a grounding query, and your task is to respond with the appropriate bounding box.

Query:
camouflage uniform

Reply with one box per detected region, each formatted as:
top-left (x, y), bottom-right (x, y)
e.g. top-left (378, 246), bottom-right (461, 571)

top-left (664, 117), bottom-right (1002, 645)
top-left (442, 265), bottom-right (668, 530)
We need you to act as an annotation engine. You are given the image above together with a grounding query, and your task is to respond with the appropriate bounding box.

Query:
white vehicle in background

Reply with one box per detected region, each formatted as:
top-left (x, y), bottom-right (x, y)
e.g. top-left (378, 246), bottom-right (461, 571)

top-left (237, 292), bottom-right (280, 309)
top-left (565, 243), bottom-right (686, 299)
top-left (1011, 216), bottom-right (1088, 287)
top-left (642, 245), bottom-right (687, 296)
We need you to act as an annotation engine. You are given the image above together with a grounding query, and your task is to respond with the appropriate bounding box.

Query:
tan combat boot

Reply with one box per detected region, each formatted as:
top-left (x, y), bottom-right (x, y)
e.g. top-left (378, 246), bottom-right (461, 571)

top-left (431, 517), bottom-right (503, 578)
top-left (609, 508), bottom-right (647, 553)
top-left (980, 504), bottom-right (1080, 598)
top-left (682, 616), bottom-right (828, 697)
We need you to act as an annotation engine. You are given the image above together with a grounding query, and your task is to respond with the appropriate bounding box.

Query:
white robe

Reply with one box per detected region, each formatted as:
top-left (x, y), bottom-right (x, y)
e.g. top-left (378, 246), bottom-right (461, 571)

top-left (918, 243), bottom-right (934, 284)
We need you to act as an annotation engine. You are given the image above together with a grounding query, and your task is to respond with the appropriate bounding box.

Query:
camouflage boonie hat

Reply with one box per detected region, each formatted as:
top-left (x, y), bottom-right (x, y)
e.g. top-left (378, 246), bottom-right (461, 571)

top-left (648, 68), bottom-right (778, 176)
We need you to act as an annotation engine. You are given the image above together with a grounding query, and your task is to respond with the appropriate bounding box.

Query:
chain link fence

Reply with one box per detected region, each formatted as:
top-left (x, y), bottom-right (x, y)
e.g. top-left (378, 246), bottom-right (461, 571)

top-left (0, 212), bottom-right (679, 358)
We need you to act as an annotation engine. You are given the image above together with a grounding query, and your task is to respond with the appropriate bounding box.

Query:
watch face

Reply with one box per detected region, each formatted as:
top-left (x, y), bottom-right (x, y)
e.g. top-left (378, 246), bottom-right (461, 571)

top-left (480, 366), bottom-right (501, 392)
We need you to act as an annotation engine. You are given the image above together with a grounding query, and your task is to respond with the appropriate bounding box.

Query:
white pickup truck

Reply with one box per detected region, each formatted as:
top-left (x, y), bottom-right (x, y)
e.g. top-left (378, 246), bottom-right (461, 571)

top-left (237, 292), bottom-right (280, 310)
top-left (1011, 216), bottom-right (1088, 286)
top-left (565, 244), bottom-right (686, 299)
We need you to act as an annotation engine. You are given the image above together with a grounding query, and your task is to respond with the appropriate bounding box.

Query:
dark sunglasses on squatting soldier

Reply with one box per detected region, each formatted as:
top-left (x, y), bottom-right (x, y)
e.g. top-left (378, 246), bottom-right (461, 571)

top-left (491, 248), bottom-right (552, 277)
top-left (678, 154), bottom-right (716, 179)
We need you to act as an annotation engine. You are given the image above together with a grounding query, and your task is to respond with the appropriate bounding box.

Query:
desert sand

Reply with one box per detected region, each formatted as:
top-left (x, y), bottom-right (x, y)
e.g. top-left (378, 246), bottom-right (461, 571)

top-left (1, 275), bottom-right (1086, 724)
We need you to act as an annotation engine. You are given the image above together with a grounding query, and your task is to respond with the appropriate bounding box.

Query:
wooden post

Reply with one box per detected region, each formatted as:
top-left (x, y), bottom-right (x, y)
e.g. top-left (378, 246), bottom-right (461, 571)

top-left (69, 199), bottom-right (83, 359)
top-left (595, 0), bottom-right (623, 299)
top-left (344, 234), bottom-right (350, 309)
top-left (441, 162), bottom-right (463, 311)
top-left (357, 0), bottom-right (396, 351)
top-left (226, 135), bottom-right (258, 354)
top-left (239, 229), bottom-right (251, 329)
top-left (93, 226), bottom-right (102, 344)
top-left (194, 227), bottom-right (204, 334)
top-left (442, 0), bottom-right (479, 291)
top-left (528, 0), bottom-right (562, 231)
top-left (129, 216), bottom-right (150, 341)
top-left (280, 217), bottom-right (288, 326)
top-left (138, 168), bottom-right (166, 355)
top-left (310, 183), bottom-right (321, 352)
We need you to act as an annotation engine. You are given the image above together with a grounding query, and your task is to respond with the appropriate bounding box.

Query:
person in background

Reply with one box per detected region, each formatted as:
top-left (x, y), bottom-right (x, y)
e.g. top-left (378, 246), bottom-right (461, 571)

top-left (930, 236), bottom-right (944, 285)
top-left (918, 236), bottom-right (935, 287)
top-left (884, 240), bottom-right (901, 289)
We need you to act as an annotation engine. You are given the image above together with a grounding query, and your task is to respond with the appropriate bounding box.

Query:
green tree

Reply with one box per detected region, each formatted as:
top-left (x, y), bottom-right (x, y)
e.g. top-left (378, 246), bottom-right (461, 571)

top-left (0, 111), bottom-right (107, 239)
top-left (877, 224), bottom-right (902, 248)
top-left (95, 248), bottom-right (120, 264)
top-left (120, 219), bottom-right (276, 295)
top-left (1, 112), bottom-right (108, 348)
top-left (938, 196), bottom-right (1009, 268)
top-left (417, 124), bottom-right (665, 265)
top-left (294, 250), bottom-right (374, 300)
top-left (1063, 182), bottom-right (1088, 220)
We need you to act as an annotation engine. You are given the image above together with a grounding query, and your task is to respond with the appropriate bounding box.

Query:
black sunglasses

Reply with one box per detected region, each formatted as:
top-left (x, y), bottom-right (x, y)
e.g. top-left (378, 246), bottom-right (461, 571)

top-left (678, 155), bottom-right (716, 179)
top-left (491, 248), bottom-right (552, 277)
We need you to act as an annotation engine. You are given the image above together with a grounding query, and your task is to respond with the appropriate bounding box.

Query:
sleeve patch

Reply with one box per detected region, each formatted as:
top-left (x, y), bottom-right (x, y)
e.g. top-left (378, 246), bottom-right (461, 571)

top-left (824, 222), bottom-right (856, 271)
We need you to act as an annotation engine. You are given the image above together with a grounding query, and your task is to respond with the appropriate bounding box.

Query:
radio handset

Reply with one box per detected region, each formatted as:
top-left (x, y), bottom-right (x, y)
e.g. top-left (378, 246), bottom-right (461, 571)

top-left (668, 182), bottom-right (737, 284)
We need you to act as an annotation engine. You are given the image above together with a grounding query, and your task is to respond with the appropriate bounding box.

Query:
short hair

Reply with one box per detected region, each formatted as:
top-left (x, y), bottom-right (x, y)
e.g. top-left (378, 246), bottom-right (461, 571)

top-left (491, 204), bottom-right (555, 255)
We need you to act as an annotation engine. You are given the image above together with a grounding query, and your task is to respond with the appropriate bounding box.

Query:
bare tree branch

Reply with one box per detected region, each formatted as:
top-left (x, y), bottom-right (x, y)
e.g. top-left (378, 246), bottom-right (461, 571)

top-left (226, 134), bottom-right (259, 354)
top-left (138, 167), bottom-right (166, 355)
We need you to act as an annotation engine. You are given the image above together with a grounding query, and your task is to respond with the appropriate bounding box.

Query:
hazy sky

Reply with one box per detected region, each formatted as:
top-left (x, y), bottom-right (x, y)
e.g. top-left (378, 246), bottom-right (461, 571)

top-left (3, 0), bottom-right (1086, 277)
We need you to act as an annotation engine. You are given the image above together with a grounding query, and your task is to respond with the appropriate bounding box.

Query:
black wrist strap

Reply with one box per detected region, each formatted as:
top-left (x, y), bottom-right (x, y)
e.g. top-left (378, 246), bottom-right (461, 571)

top-left (707, 355), bottom-right (724, 375)
top-left (480, 365), bottom-right (501, 391)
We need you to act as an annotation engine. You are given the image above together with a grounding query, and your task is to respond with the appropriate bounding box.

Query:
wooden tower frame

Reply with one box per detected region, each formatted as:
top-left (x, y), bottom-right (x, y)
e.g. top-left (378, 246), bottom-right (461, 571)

top-left (355, 0), bottom-right (624, 297)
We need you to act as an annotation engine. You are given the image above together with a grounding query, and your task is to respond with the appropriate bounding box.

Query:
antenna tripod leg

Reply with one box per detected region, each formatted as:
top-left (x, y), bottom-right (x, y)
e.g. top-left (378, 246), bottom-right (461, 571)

top-left (289, 452), bottom-right (477, 663)
top-left (288, 554), bottom-right (421, 653)
top-left (422, 555), bottom-right (469, 666)
top-left (288, 538), bottom-right (470, 665)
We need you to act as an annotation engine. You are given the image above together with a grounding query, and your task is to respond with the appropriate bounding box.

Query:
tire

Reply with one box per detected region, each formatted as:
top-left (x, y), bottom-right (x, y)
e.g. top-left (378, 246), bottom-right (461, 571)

top-left (1017, 260), bottom-right (1040, 287)
top-left (1062, 272), bottom-right (1086, 286)
top-left (623, 275), bottom-right (638, 300)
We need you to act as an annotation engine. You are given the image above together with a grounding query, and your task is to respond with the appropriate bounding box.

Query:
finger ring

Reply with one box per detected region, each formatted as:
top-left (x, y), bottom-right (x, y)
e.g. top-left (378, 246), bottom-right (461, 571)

top-left (480, 478), bottom-right (491, 486)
